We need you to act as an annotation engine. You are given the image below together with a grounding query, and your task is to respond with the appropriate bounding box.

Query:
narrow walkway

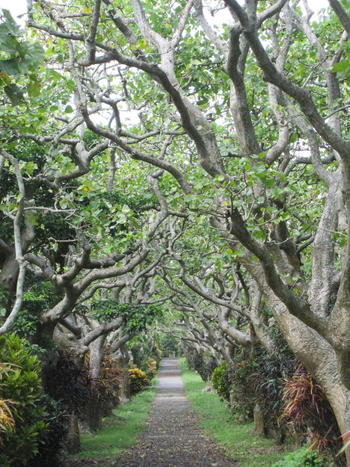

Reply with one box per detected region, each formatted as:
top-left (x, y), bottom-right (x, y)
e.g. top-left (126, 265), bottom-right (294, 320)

top-left (118, 358), bottom-right (236, 466)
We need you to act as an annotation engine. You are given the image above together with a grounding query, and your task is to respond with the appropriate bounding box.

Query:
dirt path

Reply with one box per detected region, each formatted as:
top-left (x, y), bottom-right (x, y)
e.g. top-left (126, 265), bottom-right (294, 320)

top-left (117, 358), bottom-right (236, 466)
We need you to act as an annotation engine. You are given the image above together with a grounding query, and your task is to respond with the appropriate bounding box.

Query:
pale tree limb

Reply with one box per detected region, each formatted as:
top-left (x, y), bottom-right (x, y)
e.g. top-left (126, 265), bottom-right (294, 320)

top-left (0, 152), bottom-right (27, 335)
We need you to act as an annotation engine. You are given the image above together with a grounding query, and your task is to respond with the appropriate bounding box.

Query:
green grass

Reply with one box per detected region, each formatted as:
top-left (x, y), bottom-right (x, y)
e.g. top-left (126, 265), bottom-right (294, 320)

top-left (71, 382), bottom-right (156, 461)
top-left (180, 362), bottom-right (290, 466)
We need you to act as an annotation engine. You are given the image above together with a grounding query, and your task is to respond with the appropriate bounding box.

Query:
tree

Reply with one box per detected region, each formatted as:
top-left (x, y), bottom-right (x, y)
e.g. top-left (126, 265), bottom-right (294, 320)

top-left (2, 0), bottom-right (350, 461)
top-left (23, 1), bottom-right (350, 461)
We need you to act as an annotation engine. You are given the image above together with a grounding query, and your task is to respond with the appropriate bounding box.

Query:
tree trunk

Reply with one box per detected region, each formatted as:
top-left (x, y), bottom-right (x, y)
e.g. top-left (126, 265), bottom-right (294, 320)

top-left (253, 403), bottom-right (265, 436)
top-left (87, 336), bottom-right (105, 432)
top-left (116, 346), bottom-right (131, 404)
top-left (65, 413), bottom-right (80, 454)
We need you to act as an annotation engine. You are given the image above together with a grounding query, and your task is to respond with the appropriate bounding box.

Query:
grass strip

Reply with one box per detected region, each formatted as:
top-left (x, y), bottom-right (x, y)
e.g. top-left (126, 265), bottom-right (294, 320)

top-left (180, 361), bottom-right (289, 466)
top-left (71, 381), bottom-right (156, 461)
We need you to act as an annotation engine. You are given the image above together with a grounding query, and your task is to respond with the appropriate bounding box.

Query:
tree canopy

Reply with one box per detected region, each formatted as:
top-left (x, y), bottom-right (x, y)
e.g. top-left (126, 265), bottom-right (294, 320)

top-left (2, 0), bottom-right (350, 462)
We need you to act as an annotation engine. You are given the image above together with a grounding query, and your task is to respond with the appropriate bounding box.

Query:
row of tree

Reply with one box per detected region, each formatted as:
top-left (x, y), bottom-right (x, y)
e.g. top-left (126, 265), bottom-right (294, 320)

top-left (2, 0), bottom-right (350, 464)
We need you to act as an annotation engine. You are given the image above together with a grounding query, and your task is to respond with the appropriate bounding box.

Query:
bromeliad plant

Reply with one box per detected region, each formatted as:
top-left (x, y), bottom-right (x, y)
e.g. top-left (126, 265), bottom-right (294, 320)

top-left (281, 364), bottom-right (342, 458)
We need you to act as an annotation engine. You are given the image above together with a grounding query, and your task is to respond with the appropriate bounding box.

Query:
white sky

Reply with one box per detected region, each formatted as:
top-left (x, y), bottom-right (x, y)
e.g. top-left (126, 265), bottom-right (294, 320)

top-left (0, 0), bottom-right (331, 25)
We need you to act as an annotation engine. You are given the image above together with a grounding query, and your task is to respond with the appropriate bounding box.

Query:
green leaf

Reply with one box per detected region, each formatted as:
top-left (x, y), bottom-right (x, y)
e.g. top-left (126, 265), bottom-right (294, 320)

top-left (331, 61), bottom-right (350, 73)
top-left (4, 83), bottom-right (25, 105)
top-left (0, 59), bottom-right (20, 75)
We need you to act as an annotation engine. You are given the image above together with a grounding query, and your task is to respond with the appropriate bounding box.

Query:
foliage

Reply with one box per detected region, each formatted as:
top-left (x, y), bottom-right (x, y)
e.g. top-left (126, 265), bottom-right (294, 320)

top-left (0, 334), bottom-right (46, 466)
top-left (91, 301), bottom-right (164, 333)
top-left (158, 333), bottom-right (179, 356)
top-left (271, 446), bottom-right (331, 467)
top-left (27, 395), bottom-right (67, 467)
top-left (144, 359), bottom-right (157, 379)
top-left (43, 349), bottom-right (91, 417)
top-left (228, 356), bottom-right (257, 422)
top-left (281, 365), bottom-right (342, 457)
top-left (211, 362), bottom-right (231, 401)
top-left (250, 338), bottom-right (296, 439)
top-left (43, 350), bottom-right (122, 423)
top-left (0, 9), bottom-right (44, 104)
top-left (94, 355), bottom-right (122, 412)
top-left (128, 367), bottom-right (150, 395)
top-left (12, 281), bottom-right (58, 340)
top-left (0, 363), bottom-right (16, 435)
top-left (129, 334), bottom-right (162, 372)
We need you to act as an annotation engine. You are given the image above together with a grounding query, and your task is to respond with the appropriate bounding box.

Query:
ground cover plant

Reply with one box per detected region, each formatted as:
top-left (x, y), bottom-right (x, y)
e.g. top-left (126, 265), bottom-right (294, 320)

top-left (71, 381), bottom-right (156, 461)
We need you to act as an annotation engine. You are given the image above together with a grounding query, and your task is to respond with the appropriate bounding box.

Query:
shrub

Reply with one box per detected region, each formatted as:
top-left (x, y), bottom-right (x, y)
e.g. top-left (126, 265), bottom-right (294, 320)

top-left (271, 446), bottom-right (330, 466)
top-left (211, 362), bottom-right (231, 401)
top-left (229, 357), bottom-right (258, 422)
top-left (95, 355), bottom-right (122, 413)
top-left (43, 349), bottom-right (90, 418)
top-left (128, 367), bottom-right (150, 395)
top-left (281, 364), bottom-right (342, 458)
top-left (250, 341), bottom-right (296, 439)
top-left (0, 363), bottom-right (16, 435)
top-left (145, 359), bottom-right (157, 379)
top-left (0, 334), bottom-right (46, 466)
top-left (27, 395), bottom-right (67, 467)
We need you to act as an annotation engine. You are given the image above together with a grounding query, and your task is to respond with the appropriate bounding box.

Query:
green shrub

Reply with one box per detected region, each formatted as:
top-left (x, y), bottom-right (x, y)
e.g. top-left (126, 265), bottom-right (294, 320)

top-left (128, 367), bottom-right (150, 395)
top-left (211, 362), bottom-right (231, 401)
top-left (43, 349), bottom-right (90, 417)
top-left (145, 359), bottom-right (157, 379)
top-left (0, 334), bottom-right (46, 466)
top-left (272, 446), bottom-right (330, 466)
top-left (229, 358), bottom-right (257, 422)
top-left (27, 395), bottom-right (67, 467)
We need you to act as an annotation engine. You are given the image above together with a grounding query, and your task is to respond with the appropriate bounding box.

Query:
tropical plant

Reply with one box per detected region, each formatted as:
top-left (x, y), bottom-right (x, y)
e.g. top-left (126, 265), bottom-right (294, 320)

top-left (0, 334), bottom-right (46, 466)
top-left (128, 367), bottom-right (150, 395)
top-left (281, 365), bottom-right (342, 457)
top-left (211, 362), bottom-right (231, 402)
top-left (0, 363), bottom-right (16, 437)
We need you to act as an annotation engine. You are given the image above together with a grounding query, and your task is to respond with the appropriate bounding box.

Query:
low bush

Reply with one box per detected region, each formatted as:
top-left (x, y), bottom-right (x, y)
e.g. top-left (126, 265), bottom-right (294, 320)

top-left (145, 359), bottom-right (157, 379)
top-left (281, 364), bottom-right (343, 460)
top-left (271, 446), bottom-right (330, 466)
top-left (211, 362), bottom-right (231, 401)
top-left (0, 334), bottom-right (46, 466)
top-left (128, 367), bottom-right (150, 395)
top-left (43, 349), bottom-right (90, 418)
top-left (44, 351), bottom-right (122, 420)
top-left (27, 395), bottom-right (67, 467)
top-left (95, 355), bottom-right (122, 414)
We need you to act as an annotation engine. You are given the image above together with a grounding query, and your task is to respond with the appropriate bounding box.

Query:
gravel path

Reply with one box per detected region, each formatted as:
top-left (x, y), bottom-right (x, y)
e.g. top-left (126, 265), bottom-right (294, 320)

top-left (117, 358), bottom-right (236, 466)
